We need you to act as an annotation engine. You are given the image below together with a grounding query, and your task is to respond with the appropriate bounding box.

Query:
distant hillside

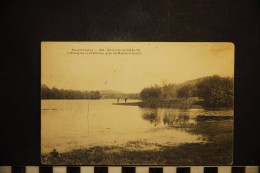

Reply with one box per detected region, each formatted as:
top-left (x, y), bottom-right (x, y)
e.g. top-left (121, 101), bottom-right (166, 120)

top-left (181, 77), bottom-right (209, 86)
top-left (102, 77), bottom-right (220, 100)
top-left (99, 90), bottom-right (124, 95)
top-left (99, 90), bottom-right (140, 99)
top-left (182, 75), bottom-right (233, 86)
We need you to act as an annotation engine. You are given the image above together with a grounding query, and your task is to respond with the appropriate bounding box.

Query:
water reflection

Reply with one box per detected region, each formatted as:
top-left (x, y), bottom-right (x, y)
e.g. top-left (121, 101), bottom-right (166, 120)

top-left (163, 110), bottom-right (190, 127)
top-left (42, 100), bottom-right (233, 153)
top-left (141, 108), bottom-right (160, 126)
top-left (141, 108), bottom-right (194, 127)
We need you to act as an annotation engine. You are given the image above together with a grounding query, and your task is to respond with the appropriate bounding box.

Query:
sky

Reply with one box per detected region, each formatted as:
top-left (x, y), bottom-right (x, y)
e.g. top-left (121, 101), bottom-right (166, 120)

top-left (41, 42), bottom-right (234, 93)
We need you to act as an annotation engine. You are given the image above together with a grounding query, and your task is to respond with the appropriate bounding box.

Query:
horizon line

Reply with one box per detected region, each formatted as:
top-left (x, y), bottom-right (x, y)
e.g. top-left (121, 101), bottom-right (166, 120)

top-left (41, 74), bottom-right (233, 94)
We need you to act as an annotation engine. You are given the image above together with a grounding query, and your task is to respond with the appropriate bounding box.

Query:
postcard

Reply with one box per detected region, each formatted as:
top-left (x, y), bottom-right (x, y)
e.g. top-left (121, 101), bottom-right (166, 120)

top-left (41, 42), bottom-right (234, 165)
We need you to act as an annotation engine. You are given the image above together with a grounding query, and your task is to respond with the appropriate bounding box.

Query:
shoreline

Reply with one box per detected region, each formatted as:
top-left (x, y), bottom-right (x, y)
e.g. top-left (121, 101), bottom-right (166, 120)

top-left (112, 101), bottom-right (233, 110)
top-left (112, 102), bottom-right (141, 106)
top-left (41, 120), bottom-right (233, 165)
top-left (112, 101), bottom-right (204, 109)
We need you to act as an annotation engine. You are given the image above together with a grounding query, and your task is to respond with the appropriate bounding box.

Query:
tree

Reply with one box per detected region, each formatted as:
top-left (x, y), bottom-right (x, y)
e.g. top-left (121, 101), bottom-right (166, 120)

top-left (196, 75), bottom-right (234, 108)
top-left (140, 85), bottom-right (162, 100)
top-left (161, 83), bottom-right (178, 99)
top-left (41, 84), bottom-right (52, 99)
top-left (41, 84), bottom-right (101, 99)
top-left (176, 84), bottom-right (194, 99)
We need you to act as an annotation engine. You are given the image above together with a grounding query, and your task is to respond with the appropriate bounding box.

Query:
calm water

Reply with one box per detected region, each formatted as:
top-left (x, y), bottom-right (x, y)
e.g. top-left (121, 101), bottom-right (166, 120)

top-left (41, 99), bottom-right (233, 153)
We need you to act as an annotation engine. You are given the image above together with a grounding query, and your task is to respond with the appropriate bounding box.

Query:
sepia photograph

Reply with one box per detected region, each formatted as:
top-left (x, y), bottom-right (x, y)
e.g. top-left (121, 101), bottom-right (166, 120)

top-left (41, 42), bottom-right (234, 165)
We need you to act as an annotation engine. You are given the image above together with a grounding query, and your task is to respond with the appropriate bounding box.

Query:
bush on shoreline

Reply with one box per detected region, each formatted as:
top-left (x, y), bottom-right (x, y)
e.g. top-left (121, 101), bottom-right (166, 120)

top-left (139, 75), bottom-right (234, 109)
top-left (139, 98), bottom-right (201, 109)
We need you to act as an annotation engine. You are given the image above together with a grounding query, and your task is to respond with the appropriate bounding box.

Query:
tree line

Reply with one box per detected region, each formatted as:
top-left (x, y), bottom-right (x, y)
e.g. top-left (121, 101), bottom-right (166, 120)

top-left (41, 85), bottom-right (101, 99)
top-left (140, 75), bottom-right (234, 108)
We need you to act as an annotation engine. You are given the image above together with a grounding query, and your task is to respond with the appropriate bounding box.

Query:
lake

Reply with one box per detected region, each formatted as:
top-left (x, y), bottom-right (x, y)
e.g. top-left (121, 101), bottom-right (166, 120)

top-left (41, 99), bottom-right (233, 155)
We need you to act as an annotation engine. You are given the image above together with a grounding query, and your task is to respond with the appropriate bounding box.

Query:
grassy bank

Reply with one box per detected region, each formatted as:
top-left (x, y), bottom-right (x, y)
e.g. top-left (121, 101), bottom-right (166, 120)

top-left (42, 120), bottom-right (233, 165)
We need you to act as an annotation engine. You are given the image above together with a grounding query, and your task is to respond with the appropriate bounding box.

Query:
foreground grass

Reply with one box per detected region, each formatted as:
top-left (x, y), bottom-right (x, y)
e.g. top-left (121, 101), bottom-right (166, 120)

top-left (42, 120), bottom-right (233, 165)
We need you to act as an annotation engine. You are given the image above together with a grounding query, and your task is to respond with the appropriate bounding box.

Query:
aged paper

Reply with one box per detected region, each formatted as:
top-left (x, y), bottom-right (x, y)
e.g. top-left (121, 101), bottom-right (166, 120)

top-left (41, 42), bottom-right (234, 165)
